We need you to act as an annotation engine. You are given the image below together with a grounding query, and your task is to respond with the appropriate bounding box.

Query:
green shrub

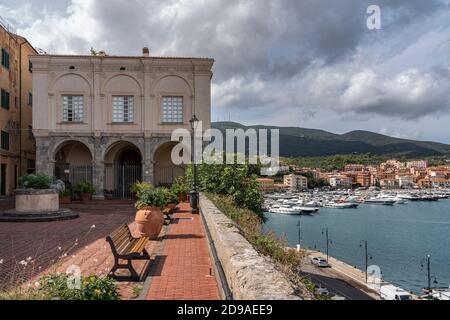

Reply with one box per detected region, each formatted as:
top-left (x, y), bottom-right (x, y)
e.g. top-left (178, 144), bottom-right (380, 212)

top-left (135, 186), bottom-right (170, 210)
top-left (19, 173), bottom-right (54, 189)
top-left (164, 188), bottom-right (179, 204)
top-left (73, 181), bottom-right (95, 194)
top-left (185, 163), bottom-right (264, 215)
top-left (37, 273), bottom-right (119, 300)
top-left (171, 175), bottom-right (190, 196)
top-left (0, 274), bottom-right (120, 300)
top-left (131, 181), bottom-right (153, 198)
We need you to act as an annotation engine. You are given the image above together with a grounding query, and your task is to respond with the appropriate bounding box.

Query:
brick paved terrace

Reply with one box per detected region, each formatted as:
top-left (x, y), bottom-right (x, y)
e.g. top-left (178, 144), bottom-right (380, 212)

top-left (0, 198), bottom-right (219, 300)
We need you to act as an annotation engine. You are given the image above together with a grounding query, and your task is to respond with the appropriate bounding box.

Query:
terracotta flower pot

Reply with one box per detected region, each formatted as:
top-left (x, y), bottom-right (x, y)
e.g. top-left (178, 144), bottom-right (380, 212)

top-left (135, 207), bottom-right (164, 239)
top-left (80, 193), bottom-right (91, 204)
top-left (59, 196), bottom-right (71, 204)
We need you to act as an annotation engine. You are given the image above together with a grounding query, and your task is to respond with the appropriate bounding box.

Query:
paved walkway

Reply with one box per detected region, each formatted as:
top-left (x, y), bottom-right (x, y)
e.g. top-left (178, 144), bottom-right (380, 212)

top-left (0, 199), bottom-right (155, 299)
top-left (146, 203), bottom-right (220, 300)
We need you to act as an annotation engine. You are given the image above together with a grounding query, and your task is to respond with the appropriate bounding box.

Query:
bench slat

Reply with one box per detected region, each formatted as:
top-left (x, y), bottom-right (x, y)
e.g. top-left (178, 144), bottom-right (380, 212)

top-left (111, 225), bottom-right (131, 242)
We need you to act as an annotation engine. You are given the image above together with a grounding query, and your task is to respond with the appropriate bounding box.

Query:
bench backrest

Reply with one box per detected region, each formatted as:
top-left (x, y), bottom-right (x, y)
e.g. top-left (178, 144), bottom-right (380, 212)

top-left (106, 224), bottom-right (134, 255)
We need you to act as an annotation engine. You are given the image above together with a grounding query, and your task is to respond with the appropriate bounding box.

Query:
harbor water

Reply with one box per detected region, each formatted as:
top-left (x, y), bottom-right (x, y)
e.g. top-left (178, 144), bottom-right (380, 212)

top-left (263, 199), bottom-right (450, 294)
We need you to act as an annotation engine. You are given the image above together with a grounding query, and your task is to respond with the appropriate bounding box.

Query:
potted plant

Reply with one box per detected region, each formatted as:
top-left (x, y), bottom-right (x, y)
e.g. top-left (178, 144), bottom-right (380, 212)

top-left (134, 182), bottom-right (167, 239)
top-left (73, 181), bottom-right (96, 204)
top-left (163, 188), bottom-right (179, 212)
top-left (59, 188), bottom-right (72, 204)
top-left (171, 176), bottom-right (190, 203)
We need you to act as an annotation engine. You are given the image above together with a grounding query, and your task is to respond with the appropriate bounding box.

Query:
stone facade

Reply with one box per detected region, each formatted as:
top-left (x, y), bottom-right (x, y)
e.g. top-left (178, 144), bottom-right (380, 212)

top-left (0, 24), bottom-right (37, 196)
top-left (30, 51), bottom-right (214, 198)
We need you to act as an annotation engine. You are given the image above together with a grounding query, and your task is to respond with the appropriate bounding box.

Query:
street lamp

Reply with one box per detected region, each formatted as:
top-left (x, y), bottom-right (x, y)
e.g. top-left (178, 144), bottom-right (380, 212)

top-left (420, 254), bottom-right (438, 293)
top-left (359, 240), bottom-right (373, 283)
top-left (297, 218), bottom-right (302, 251)
top-left (321, 228), bottom-right (332, 263)
top-left (190, 115), bottom-right (200, 214)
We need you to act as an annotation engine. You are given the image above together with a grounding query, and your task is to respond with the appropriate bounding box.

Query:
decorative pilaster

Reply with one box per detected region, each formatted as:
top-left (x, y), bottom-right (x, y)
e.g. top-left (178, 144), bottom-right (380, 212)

top-left (92, 137), bottom-right (105, 200)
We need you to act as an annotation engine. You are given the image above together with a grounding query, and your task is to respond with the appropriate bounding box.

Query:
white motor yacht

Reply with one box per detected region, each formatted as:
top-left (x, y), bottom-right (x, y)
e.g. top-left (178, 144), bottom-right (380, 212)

top-left (365, 197), bottom-right (396, 205)
top-left (269, 206), bottom-right (301, 215)
top-left (323, 202), bottom-right (358, 209)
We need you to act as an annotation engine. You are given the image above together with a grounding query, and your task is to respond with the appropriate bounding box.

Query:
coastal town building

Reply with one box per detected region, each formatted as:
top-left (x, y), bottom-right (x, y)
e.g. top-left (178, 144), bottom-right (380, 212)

top-left (406, 160), bottom-right (428, 170)
top-left (256, 178), bottom-right (275, 193)
top-left (344, 164), bottom-right (365, 172)
top-left (397, 175), bottom-right (416, 188)
top-left (31, 48), bottom-right (214, 199)
top-left (0, 22), bottom-right (37, 196)
top-left (279, 160), bottom-right (450, 191)
top-left (329, 175), bottom-right (353, 189)
top-left (283, 174), bottom-right (308, 191)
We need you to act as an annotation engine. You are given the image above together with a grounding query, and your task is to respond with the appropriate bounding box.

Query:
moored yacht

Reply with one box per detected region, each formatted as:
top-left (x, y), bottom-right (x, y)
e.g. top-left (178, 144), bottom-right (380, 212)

top-left (365, 197), bottom-right (396, 205)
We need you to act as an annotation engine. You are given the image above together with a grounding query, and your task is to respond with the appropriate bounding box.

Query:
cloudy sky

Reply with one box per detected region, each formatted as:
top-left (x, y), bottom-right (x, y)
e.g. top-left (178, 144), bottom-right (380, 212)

top-left (2, 0), bottom-right (450, 143)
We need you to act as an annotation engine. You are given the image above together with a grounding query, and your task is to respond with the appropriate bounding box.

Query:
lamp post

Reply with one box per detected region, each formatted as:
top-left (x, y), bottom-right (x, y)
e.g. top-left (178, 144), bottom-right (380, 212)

top-left (321, 228), bottom-right (331, 263)
top-left (190, 115), bottom-right (200, 214)
top-left (359, 240), bottom-right (373, 283)
top-left (297, 217), bottom-right (302, 251)
top-left (420, 254), bottom-right (438, 293)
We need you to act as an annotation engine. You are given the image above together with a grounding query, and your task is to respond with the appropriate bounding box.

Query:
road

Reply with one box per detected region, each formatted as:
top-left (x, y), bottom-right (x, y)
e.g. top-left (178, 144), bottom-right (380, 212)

top-left (300, 270), bottom-right (374, 300)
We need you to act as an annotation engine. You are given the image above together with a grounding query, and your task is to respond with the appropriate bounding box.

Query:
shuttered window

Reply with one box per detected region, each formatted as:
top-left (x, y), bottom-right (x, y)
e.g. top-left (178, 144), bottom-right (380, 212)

top-left (1, 90), bottom-right (10, 110)
top-left (62, 95), bottom-right (84, 122)
top-left (1, 131), bottom-right (9, 150)
top-left (112, 96), bottom-right (134, 122)
top-left (161, 96), bottom-right (183, 123)
top-left (1, 49), bottom-right (9, 69)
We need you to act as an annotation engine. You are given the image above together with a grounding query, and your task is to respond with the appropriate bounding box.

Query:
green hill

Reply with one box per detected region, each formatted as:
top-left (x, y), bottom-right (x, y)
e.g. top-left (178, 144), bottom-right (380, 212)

top-left (211, 122), bottom-right (450, 158)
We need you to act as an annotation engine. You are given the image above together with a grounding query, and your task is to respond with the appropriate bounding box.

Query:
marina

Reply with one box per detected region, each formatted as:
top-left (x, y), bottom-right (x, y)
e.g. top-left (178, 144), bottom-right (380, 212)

top-left (263, 189), bottom-right (450, 295)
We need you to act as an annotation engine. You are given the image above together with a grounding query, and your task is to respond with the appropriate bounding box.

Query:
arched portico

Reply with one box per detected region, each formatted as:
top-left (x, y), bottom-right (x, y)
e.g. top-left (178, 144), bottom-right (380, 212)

top-left (53, 140), bottom-right (93, 186)
top-left (153, 141), bottom-right (185, 187)
top-left (104, 141), bottom-right (143, 199)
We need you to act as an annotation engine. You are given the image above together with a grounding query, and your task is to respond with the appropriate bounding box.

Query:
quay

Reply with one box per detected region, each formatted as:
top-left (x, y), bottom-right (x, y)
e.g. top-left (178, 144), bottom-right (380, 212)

top-left (300, 249), bottom-right (420, 300)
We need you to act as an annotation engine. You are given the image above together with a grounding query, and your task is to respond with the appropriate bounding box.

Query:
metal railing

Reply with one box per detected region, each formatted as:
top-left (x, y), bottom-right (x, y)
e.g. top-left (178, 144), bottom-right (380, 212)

top-left (55, 164), bottom-right (93, 187)
top-left (154, 165), bottom-right (185, 187)
top-left (104, 164), bottom-right (142, 199)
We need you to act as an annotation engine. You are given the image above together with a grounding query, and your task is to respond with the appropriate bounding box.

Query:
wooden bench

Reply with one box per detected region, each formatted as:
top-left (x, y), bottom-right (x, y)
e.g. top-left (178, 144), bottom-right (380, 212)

top-left (106, 224), bottom-right (150, 281)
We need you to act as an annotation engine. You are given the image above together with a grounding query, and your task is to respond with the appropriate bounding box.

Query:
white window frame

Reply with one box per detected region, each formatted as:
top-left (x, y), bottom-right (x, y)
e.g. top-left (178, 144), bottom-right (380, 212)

top-left (62, 95), bottom-right (84, 122)
top-left (161, 96), bottom-right (184, 124)
top-left (112, 96), bottom-right (134, 123)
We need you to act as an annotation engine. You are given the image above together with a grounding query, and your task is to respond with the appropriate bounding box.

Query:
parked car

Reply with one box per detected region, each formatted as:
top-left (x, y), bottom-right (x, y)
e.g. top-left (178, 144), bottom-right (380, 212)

top-left (311, 256), bottom-right (330, 268)
top-left (380, 285), bottom-right (413, 300)
top-left (315, 286), bottom-right (330, 296)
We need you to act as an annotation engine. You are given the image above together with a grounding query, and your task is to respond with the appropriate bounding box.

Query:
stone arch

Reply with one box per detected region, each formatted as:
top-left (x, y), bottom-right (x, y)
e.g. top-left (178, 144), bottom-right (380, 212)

top-left (102, 74), bottom-right (143, 95)
top-left (103, 140), bottom-right (143, 198)
top-left (52, 139), bottom-right (94, 163)
top-left (152, 74), bottom-right (193, 95)
top-left (103, 139), bottom-right (144, 164)
top-left (53, 140), bottom-right (94, 186)
top-left (153, 141), bottom-right (185, 187)
top-left (50, 73), bottom-right (92, 94)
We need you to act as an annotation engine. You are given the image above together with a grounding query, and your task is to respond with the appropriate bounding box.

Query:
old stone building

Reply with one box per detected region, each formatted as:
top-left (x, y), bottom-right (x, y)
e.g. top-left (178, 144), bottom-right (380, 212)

top-left (30, 49), bottom-right (214, 199)
top-left (0, 21), bottom-right (37, 196)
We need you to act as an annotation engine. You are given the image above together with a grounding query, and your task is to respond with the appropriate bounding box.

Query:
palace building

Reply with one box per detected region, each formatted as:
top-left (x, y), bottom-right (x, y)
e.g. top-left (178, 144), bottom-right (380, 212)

top-left (30, 48), bottom-right (214, 199)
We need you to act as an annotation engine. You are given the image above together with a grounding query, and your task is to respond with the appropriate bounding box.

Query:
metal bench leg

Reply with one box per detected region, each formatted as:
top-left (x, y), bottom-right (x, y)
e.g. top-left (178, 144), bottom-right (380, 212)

top-left (127, 260), bottom-right (140, 280)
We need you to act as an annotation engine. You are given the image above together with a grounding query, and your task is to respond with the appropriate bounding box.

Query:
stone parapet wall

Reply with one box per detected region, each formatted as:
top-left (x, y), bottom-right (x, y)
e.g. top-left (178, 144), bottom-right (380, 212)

top-left (199, 194), bottom-right (301, 300)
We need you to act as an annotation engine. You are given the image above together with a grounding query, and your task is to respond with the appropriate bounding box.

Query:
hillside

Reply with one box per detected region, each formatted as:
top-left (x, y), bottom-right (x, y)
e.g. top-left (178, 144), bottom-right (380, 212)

top-left (211, 122), bottom-right (450, 158)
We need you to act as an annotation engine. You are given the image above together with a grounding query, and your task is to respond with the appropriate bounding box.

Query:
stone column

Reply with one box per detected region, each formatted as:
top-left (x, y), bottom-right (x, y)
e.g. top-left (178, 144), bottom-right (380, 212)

top-left (92, 137), bottom-right (105, 200)
top-left (142, 161), bottom-right (154, 185)
top-left (35, 137), bottom-right (55, 176)
top-left (144, 137), bottom-right (155, 184)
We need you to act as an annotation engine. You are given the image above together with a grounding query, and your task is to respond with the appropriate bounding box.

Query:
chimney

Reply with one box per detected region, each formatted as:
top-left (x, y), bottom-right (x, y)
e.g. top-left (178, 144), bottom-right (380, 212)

top-left (143, 47), bottom-right (150, 57)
